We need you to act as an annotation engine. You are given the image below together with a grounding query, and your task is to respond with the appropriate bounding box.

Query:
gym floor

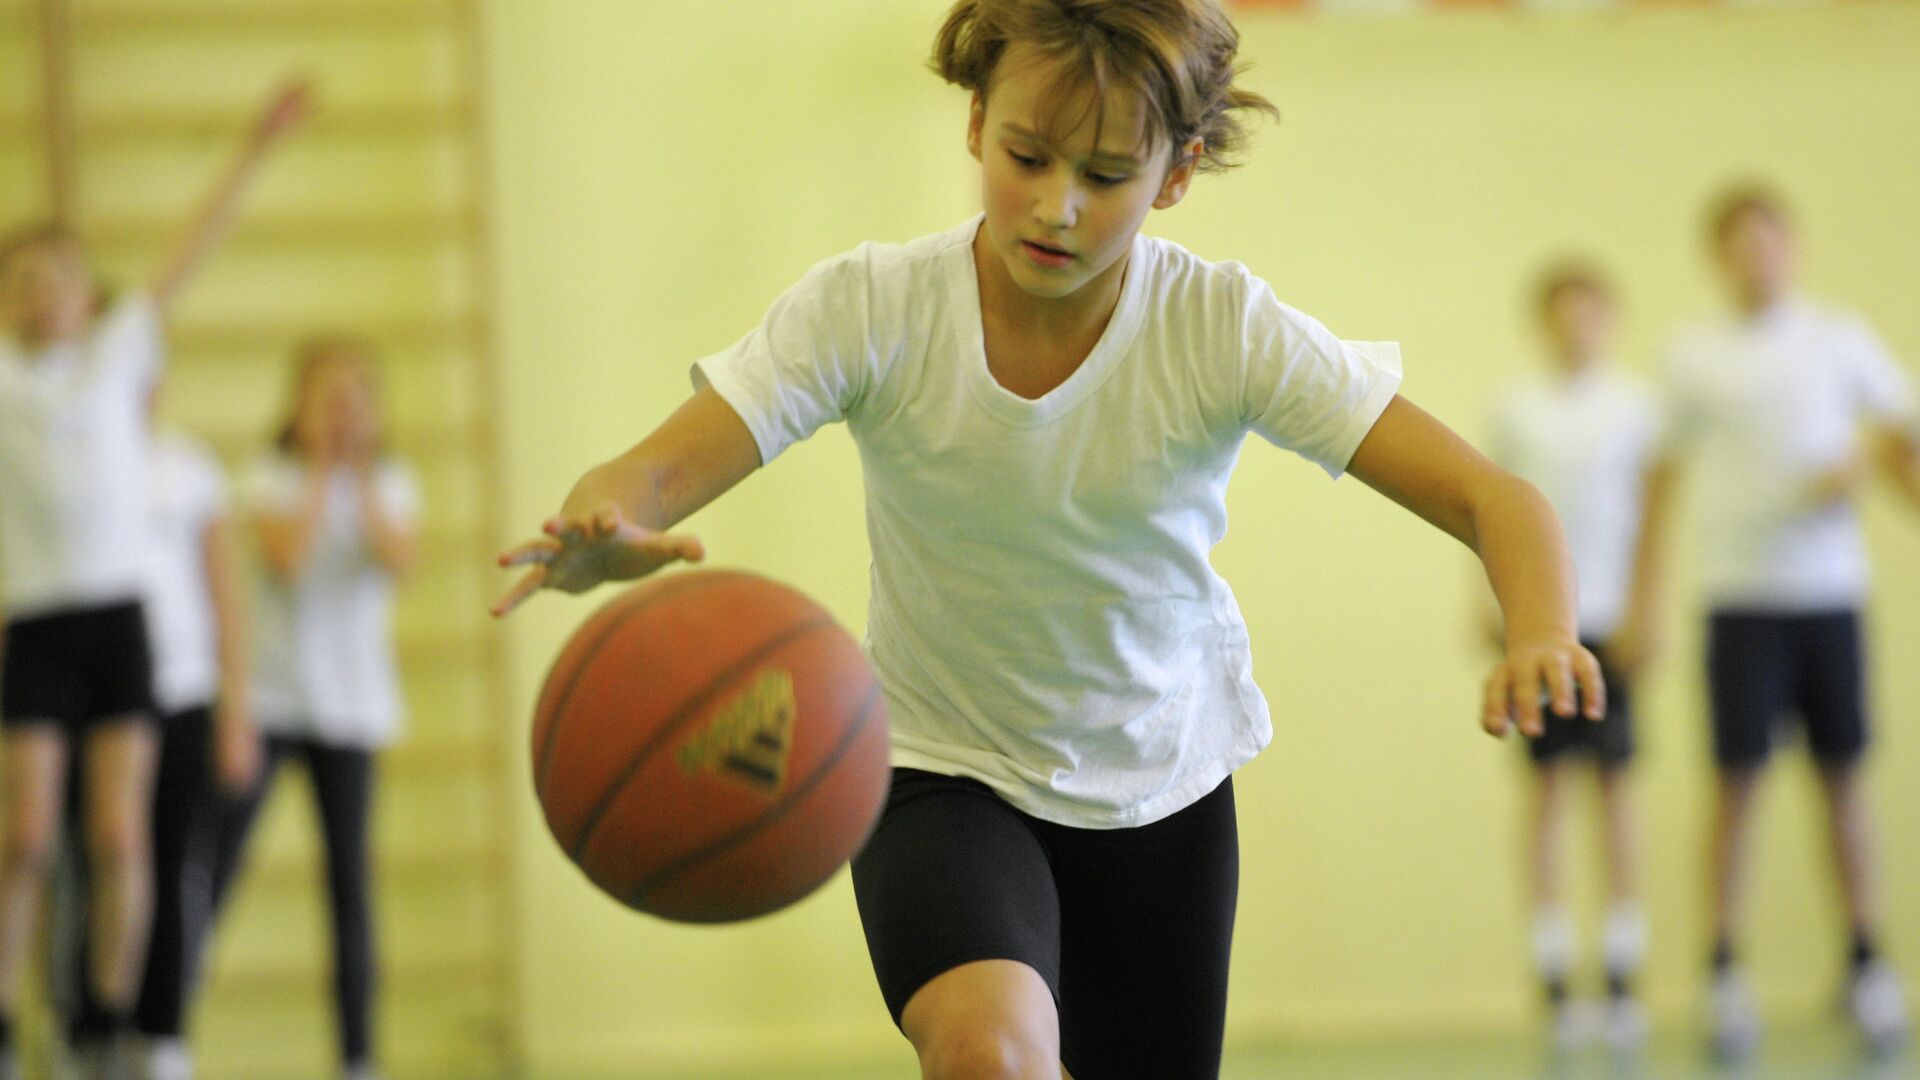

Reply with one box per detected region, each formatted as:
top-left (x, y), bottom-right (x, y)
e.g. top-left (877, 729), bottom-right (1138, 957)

top-left (624, 1026), bottom-right (1915, 1080)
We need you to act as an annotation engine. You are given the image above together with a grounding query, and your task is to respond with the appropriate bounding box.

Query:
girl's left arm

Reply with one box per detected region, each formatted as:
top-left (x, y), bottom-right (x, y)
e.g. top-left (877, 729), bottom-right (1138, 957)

top-left (1345, 395), bottom-right (1605, 740)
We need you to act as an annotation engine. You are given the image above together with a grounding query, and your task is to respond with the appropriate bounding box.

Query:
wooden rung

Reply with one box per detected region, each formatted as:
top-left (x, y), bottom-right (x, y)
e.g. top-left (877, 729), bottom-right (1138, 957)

top-left (78, 103), bottom-right (471, 143)
top-left (236, 845), bottom-right (502, 894)
top-left (69, 0), bottom-right (469, 35)
top-left (383, 737), bottom-right (503, 775)
top-left (88, 208), bottom-right (478, 250)
top-left (199, 418), bottom-right (486, 462)
top-left (202, 954), bottom-right (503, 998)
top-left (169, 314), bottom-right (474, 355)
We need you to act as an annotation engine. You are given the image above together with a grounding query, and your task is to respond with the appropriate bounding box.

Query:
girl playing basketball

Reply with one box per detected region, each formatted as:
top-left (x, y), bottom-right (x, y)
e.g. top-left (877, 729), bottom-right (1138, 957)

top-left (0, 81), bottom-right (306, 1080)
top-left (495, 3), bottom-right (1604, 1077)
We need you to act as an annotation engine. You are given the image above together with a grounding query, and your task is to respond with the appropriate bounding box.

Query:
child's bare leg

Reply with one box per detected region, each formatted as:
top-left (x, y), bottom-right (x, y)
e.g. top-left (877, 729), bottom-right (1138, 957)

top-left (79, 717), bottom-right (158, 1011)
top-left (1815, 761), bottom-right (1876, 935)
top-left (901, 959), bottom-right (1064, 1080)
top-left (1596, 763), bottom-right (1638, 906)
top-left (1528, 761), bottom-right (1568, 911)
top-left (1708, 765), bottom-right (1763, 949)
top-left (0, 727), bottom-right (70, 1013)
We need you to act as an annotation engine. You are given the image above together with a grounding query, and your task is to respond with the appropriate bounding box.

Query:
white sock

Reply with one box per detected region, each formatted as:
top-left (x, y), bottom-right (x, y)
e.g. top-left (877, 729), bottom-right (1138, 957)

top-left (1602, 902), bottom-right (1648, 980)
top-left (1533, 906), bottom-right (1576, 985)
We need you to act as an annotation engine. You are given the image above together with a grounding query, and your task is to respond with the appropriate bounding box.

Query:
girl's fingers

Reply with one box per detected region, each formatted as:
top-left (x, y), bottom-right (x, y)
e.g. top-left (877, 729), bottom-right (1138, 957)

top-left (497, 537), bottom-right (561, 568)
top-left (1482, 667), bottom-right (1513, 738)
top-left (1515, 662), bottom-right (1545, 739)
top-left (1542, 653), bottom-right (1577, 719)
top-left (490, 565), bottom-right (548, 617)
top-left (1575, 650), bottom-right (1608, 720)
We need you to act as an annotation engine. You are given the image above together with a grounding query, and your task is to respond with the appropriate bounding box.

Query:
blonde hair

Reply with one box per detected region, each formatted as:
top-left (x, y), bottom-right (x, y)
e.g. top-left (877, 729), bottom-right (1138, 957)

top-left (932, 0), bottom-right (1276, 173)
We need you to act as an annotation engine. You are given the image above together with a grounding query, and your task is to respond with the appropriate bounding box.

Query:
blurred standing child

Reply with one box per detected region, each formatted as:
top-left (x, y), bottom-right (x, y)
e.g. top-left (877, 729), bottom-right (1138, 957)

top-left (1484, 264), bottom-right (1663, 1052)
top-left (1643, 186), bottom-right (1920, 1060)
top-left (65, 410), bottom-right (259, 1080)
top-left (0, 83), bottom-right (305, 1080)
top-left (208, 338), bottom-right (418, 1080)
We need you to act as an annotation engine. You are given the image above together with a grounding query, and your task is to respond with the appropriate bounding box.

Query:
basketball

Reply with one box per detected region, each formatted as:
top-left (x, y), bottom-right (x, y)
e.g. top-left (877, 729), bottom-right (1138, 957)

top-left (530, 570), bottom-right (891, 923)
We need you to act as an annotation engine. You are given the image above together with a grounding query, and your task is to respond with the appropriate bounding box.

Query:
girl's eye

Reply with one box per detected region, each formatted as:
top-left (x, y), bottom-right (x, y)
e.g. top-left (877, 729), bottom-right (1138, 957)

top-left (1008, 150), bottom-right (1043, 168)
top-left (1087, 172), bottom-right (1128, 187)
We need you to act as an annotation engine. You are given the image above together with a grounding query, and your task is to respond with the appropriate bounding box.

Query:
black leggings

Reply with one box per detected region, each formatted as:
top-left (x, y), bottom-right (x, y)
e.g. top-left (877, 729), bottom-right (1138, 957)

top-left (851, 768), bottom-right (1240, 1080)
top-left (210, 734), bottom-right (379, 1068)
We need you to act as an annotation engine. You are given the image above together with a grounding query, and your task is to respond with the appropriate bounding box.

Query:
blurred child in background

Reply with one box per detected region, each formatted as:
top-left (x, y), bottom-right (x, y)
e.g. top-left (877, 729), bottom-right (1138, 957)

top-left (63, 400), bottom-right (259, 1080)
top-left (1483, 263), bottom-right (1663, 1053)
top-left (0, 84), bottom-right (305, 1080)
top-left (207, 338), bottom-right (417, 1080)
top-left (1643, 185), bottom-right (1920, 1060)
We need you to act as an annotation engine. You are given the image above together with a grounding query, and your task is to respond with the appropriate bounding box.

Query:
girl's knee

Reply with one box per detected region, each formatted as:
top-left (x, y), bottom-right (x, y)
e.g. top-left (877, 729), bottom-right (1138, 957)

top-left (1, 828), bottom-right (58, 878)
top-left (920, 1027), bottom-right (1057, 1080)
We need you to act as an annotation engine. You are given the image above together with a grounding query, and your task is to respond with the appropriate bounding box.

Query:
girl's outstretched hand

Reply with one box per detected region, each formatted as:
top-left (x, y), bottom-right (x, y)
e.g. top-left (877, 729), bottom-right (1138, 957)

top-left (491, 502), bottom-right (704, 617)
top-left (1481, 635), bottom-right (1606, 740)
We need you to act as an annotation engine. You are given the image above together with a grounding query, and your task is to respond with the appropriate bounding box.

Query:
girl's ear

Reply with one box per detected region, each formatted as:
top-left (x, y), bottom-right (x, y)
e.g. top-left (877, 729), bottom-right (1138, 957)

top-left (1152, 137), bottom-right (1205, 211)
top-left (967, 93), bottom-right (986, 163)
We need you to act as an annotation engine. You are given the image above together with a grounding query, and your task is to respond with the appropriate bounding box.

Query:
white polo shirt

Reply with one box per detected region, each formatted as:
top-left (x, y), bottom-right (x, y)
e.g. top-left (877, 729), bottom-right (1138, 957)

top-left (245, 454), bottom-right (419, 749)
top-left (1486, 367), bottom-right (1662, 639)
top-left (144, 430), bottom-right (228, 714)
top-left (1663, 298), bottom-right (1916, 611)
top-left (694, 217), bottom-right (1402, 828)
top-left (0, 294), bottom-right (162, 619)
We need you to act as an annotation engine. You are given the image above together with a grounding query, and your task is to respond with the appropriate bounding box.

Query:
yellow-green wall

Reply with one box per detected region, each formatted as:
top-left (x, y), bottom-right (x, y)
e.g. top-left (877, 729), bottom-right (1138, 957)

top-left (484, 2), bottom-right (1920, 1073)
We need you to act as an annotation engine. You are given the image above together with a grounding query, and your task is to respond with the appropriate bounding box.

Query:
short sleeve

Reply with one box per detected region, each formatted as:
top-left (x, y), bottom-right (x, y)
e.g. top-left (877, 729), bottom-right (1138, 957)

top-left (690, 252), bottom-right (881, 466)
top-left (242, 455), bottom-right (303, 516)
top-left (187, 442), bottom-right (229, 524)
top-left (376, 460), bottom-right (421, 525)
top-left (1239, 275), bottom-right (1403, 478)
top-left (1841, 317), bottom-right (1916, 424)
top-left (1654, 341), bottom-right (1703, 458)
top-left (93, 291), bottom-right (164, 388)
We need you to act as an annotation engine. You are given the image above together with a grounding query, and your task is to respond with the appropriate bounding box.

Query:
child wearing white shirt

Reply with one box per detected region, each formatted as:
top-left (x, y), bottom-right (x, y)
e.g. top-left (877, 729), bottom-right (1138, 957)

top-left (208, 339), bottom-right (417, 1080)
top-left (1644, 186), bottom-right (1920, 1060)
top-left (1484, 264), bottom-right (1661, 1052)
top-left (0, 83), bottom-right (305, 1080)
top-left (496, 2), bottom-right (1607, 1074)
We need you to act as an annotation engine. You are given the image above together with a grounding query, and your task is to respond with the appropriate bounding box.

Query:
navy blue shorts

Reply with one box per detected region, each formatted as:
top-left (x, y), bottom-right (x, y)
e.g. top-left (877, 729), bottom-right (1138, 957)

top-left (850, 768), bottom-right (1239, 1080)
top-left (2, 602), bottom-right (155, 732)
top-left (1707, 609), bottom-right (1866, 768)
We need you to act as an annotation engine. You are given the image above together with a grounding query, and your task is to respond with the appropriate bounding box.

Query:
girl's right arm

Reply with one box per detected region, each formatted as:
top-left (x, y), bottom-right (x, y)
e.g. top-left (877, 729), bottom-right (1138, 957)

top-left (491, 386), bottom-right (761, 616)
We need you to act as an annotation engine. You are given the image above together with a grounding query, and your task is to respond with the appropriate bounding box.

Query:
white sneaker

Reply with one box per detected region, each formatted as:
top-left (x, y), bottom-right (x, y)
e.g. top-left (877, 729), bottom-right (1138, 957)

top-left (1849, 961), bottom-right (1912, 1056)
top-left (1603, 994), bottom-right (1650, 1053)
top-left (342, 1065), bottom-right (386, 1080)
top-left (146, 1037), bottom-right (194, 1080)
top-left (1551, 999), bottom-right (1603, 1051)
top-left (1710, 969), bottom-right (1763, 1062)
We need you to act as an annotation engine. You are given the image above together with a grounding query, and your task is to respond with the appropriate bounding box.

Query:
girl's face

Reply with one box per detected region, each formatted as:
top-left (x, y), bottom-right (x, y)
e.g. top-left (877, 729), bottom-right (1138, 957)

top-left (295, 351), bottom-right (380, 458)
top-left (0, 241), bottom-right (95, 349)
top-left (968, 42), bottom-right (1200, 305)
top-left (1542, 286), bottom-right (1614, 368)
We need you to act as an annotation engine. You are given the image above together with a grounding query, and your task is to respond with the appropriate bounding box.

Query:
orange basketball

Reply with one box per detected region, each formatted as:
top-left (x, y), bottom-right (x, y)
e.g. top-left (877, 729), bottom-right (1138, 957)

top-left (530, 570), bottom-right (890, 923)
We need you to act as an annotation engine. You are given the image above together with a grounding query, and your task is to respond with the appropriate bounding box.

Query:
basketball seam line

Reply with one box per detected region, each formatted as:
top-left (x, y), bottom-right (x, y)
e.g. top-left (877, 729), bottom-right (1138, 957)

top-left (622, 677), bottom-right (884, 913)
top-left (534, 572), bottom-right (740, 799)
top-left (566, 615), bottom-right (839, 863)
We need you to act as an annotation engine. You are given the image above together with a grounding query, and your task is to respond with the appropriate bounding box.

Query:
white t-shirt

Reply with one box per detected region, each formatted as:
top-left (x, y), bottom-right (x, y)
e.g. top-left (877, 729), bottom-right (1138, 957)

top-left (1664, 299), bottom-right (1916, 611)
top-left (145, 430), bottom-right (228, 713)
top-left (1487, 367), bottom-right (1662, 639)
top-left (0, 293), bottom-right (163, 619)
top-left (694, 216), bottom-right (1402, 828)
top-left (245, 454), bottom-right (418, 748)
